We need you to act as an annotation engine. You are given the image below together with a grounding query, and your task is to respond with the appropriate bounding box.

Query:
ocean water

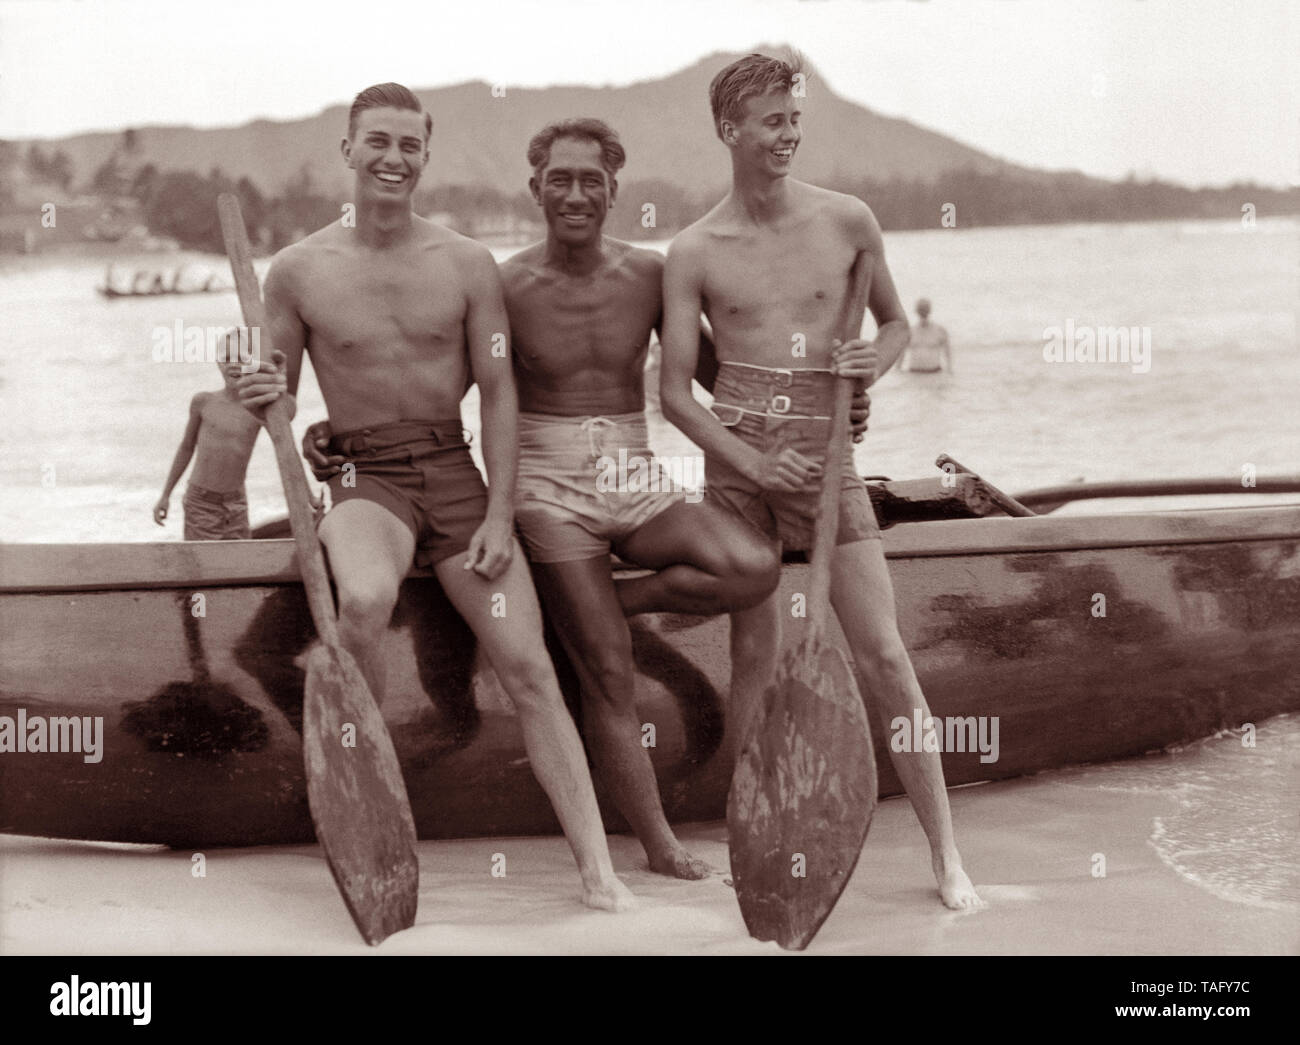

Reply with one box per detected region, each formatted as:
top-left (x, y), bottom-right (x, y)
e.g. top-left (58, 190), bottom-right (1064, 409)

top-left (1066, 716), bottom-right (1300, 913)
top-left (2, 217), bottom-right (1298, 947)
top-left (0, 217), bottom-right (1296, 541)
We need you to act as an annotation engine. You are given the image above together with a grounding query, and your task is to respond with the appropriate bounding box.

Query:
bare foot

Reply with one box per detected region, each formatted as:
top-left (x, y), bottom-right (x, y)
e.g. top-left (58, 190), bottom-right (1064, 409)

top-left (581, 874), bottom-right (637, 912)
top-left (647, 847), bottom-right (717, 881)
top-left (934, 855), bottom-right (984, 910)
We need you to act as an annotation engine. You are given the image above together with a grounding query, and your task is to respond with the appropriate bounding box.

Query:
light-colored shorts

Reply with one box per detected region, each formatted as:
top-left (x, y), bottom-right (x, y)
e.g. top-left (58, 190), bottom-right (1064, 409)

top-left (183, 484), bottom-right (251, 541)
top-left (514, 411), bottom-right (684, 563)
top-left (705, 362), bottom-right (881, 553)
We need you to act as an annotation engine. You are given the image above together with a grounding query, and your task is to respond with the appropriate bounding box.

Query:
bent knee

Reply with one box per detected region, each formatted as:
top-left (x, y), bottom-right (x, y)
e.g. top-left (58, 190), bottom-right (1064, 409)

top-left (337, 580), bottom-right (400, 629)
top-left (493, 653), bottom-right (564, 711)
top-left (710, 542), bottom-right (780, 608)
top-left (851, 636), bottom-right (914, 690)
top-left (735, 548), bottom-right (781, 603)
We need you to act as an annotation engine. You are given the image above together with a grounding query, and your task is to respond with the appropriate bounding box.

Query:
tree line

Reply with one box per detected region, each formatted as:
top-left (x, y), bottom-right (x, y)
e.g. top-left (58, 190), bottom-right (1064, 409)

top-left (3, 134), bottom-right (1296, 252)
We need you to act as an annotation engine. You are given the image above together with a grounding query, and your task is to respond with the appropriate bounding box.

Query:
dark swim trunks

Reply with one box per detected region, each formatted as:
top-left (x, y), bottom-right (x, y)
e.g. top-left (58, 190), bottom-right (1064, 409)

top-left (183, 484), bottom-right (251, 540)
top-left (704, 362), bottom-right (880, 553)
top-left (326, 419), bottom-right (488, 567)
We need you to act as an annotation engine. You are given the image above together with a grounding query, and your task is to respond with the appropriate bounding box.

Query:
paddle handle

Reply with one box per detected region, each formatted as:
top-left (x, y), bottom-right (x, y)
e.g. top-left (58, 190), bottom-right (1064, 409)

top-left (217, 193), bottom-right (341, 647)
top-left (806, 251), bottom-right (875, 622)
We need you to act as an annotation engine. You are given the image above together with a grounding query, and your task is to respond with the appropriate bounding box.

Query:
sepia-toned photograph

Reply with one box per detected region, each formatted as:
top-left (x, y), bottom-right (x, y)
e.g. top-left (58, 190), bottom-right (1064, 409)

top-left (1, 0), bottom-right (1296, 979)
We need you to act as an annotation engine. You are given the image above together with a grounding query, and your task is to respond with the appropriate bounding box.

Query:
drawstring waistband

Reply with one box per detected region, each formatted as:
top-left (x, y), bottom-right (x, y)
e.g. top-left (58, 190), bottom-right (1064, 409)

top-left (578, 416), bottom-right (619, 457)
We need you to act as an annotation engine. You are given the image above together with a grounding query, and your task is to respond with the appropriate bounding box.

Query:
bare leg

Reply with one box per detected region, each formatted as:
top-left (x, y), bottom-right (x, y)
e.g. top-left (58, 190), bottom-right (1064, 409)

top-left (614, 499), bottom-right (779, 616)
top-left (435, 543), bottom-right (634, 911)
top-left (532, 556), bottom-right (713, 880)
top-left (829, 539), bottom-right (983, 910)
top-left (726, 589), bottom-right (784, 762)
top-left (317, 500), bottom-right (414, 700)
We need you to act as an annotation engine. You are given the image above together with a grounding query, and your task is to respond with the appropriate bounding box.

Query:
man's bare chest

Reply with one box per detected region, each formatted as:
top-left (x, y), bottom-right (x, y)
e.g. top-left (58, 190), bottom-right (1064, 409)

top-left (510, 278), bottom-right (657, 366)
top-left (298, 262), bottom-right (465, 348)
top-left (703, 247), bottom-right (852, 327)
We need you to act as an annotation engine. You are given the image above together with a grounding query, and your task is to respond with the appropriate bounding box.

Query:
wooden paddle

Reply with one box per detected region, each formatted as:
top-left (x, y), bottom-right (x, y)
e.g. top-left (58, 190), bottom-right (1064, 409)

top-left (727, 250), bottom-right (879, 950)
top-left (216, 193), bottom-right (418, 945)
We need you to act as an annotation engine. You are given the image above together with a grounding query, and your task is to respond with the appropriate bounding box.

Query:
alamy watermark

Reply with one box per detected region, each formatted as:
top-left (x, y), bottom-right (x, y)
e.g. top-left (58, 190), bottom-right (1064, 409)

top-left (50, 976), bottom-right (150, 1025)
top-left (152, 322), bottom-right (261, 368)
top-left (595, 450), bottom-right (704, 503)
top-left (890, 710), bottom-right (1000, 764)
top-left (1042, 319), bottom-right (1151, 374)
top-left (0, 709), bottom-right (103, 763)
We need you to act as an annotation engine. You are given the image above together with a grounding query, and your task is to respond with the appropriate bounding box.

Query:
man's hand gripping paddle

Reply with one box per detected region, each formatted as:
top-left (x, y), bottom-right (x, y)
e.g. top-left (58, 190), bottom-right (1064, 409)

top-left (217, 193), bottom-right (418, 945)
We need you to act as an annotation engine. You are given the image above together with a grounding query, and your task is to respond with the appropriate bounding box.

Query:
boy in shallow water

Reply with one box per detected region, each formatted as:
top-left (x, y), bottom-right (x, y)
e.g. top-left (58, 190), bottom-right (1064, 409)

top-left (154, 359), bottom-right (261, 540)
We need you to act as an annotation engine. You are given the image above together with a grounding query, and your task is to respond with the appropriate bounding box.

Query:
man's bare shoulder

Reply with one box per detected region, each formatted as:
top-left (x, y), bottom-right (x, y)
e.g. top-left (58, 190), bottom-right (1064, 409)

top-left (413, 215), bottom-right (482, 252)
top-left (800, 183), bottom-right (882, 247)
top-left (665, 218), bottom-right (716, 265)
top-left (264, 223), bottom-right (346, 294)
top-left (674, 196), bottom-right (734, 242)
top-left (276, 220), bottom-right (350, 260)
top-left (497, 241), bottom-right (546, 289)
top-left (412, 217), bottom-right (498, 274)
top-left (607, 238), bottom-right (665, 279)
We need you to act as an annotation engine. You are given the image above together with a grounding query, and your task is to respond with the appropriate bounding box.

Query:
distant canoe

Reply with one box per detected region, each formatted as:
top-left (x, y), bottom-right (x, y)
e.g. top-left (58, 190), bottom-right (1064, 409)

top-left (97, 283), bottom-right (228, 299)
top-left (3, 486), bottom-right (1297, 849)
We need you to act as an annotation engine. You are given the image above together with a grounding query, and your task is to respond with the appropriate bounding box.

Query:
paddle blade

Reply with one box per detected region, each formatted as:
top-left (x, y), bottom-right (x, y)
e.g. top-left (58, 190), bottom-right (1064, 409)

top-left (727, 634), bottom-right (878, 950)
top-left (303, 644), bottom-right (418, 945)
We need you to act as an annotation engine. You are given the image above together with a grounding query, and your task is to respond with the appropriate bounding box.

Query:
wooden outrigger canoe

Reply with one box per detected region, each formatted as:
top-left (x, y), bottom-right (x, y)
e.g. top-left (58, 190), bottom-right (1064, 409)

top-left (2, 478), bottom-right (1298, 848)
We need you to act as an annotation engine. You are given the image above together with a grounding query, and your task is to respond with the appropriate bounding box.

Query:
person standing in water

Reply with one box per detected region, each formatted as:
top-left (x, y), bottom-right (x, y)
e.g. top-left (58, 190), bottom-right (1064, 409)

top-left (901, 298), bottom-right (952, 373)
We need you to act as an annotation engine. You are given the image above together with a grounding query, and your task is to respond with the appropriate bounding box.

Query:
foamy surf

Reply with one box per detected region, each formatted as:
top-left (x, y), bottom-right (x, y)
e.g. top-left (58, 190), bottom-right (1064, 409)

top-left (1053, 716), bottom-right (1300, 912)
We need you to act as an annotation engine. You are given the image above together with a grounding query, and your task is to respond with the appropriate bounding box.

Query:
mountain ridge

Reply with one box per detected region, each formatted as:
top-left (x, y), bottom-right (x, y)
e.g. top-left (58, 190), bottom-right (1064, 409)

top-left (18, 50), bottom-right (1029, 200)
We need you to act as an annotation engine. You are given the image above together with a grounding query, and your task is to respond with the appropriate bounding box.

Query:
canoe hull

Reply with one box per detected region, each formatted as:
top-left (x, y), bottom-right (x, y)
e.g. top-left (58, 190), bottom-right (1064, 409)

top-left (2, 505), bottom-right (1298, 847)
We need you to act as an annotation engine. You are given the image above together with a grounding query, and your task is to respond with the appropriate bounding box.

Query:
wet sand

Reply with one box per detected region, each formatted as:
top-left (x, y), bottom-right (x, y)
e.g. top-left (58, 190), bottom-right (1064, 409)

top-left (5, 746), bottom-right (1296, 955)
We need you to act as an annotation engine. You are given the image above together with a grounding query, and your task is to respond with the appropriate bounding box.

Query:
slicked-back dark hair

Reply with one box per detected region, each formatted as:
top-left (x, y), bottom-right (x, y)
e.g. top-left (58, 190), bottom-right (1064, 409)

top-left (708, 52), bottom-right (805, 140)
top-left (527, 118), bottom-right (626, 180)
top-left (348, 82), bottom-right (432, 140)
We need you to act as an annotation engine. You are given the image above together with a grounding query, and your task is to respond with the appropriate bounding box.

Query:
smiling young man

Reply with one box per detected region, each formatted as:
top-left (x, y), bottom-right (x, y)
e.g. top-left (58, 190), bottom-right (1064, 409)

top-left (235, 83), bottom-right (632, 912)
top-left (659, 54), bottom-right (982, 910)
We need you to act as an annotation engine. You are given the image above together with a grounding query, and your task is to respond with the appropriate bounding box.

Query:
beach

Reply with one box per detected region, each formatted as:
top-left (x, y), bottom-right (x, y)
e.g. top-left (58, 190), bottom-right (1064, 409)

top-left (4, 715), bottom-right (1296, 955)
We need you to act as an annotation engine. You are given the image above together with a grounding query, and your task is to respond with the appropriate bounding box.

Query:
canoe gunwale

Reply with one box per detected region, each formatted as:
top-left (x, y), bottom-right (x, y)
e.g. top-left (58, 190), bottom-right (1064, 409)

top-left (1, 503), bottom-right (1297, 593)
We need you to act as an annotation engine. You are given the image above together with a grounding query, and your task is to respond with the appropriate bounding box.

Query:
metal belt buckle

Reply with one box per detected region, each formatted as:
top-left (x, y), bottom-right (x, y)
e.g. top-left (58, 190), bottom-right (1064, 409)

top-left (770, 394), bottom-right (792, 414)
top-left (772, 368), bottom-right (794, 387)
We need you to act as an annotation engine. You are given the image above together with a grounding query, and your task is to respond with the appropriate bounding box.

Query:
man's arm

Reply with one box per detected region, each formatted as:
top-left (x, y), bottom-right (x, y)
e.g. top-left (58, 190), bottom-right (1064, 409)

top-left (235, 252), bottom-right (308, 416)
top-left (693, 323), bottom-right (721, 393)
top-left (154, 394), bottom-right (204, 524)
top-left (648, 250), bottom-right (718, 394)
top-left (463, 245), bottom-right (516, 578)
top-left (659, 238), bottom-right (758, 478)
top-left (940, 327), bottom-right (953, 373)
top-left (848, 203), bottom-right (910, 383)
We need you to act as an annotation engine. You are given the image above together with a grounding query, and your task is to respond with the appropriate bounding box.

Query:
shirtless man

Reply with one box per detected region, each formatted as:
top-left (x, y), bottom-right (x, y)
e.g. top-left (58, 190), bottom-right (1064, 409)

top-left (902, 298), bottom-right (952, 373)
top-left (154, 358), bottom-right (260, 539)
top-left (500, 119), bottom-right (778, 879)
top-left (234, 83), bottom-right (632, 911)
top-left (660, 54), bottom-right (982, 909)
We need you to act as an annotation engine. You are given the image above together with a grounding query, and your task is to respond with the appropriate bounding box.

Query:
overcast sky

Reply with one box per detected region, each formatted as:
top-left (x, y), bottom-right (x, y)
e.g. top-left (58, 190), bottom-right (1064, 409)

top-left (1, 0), bottom-right (1296, 187)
